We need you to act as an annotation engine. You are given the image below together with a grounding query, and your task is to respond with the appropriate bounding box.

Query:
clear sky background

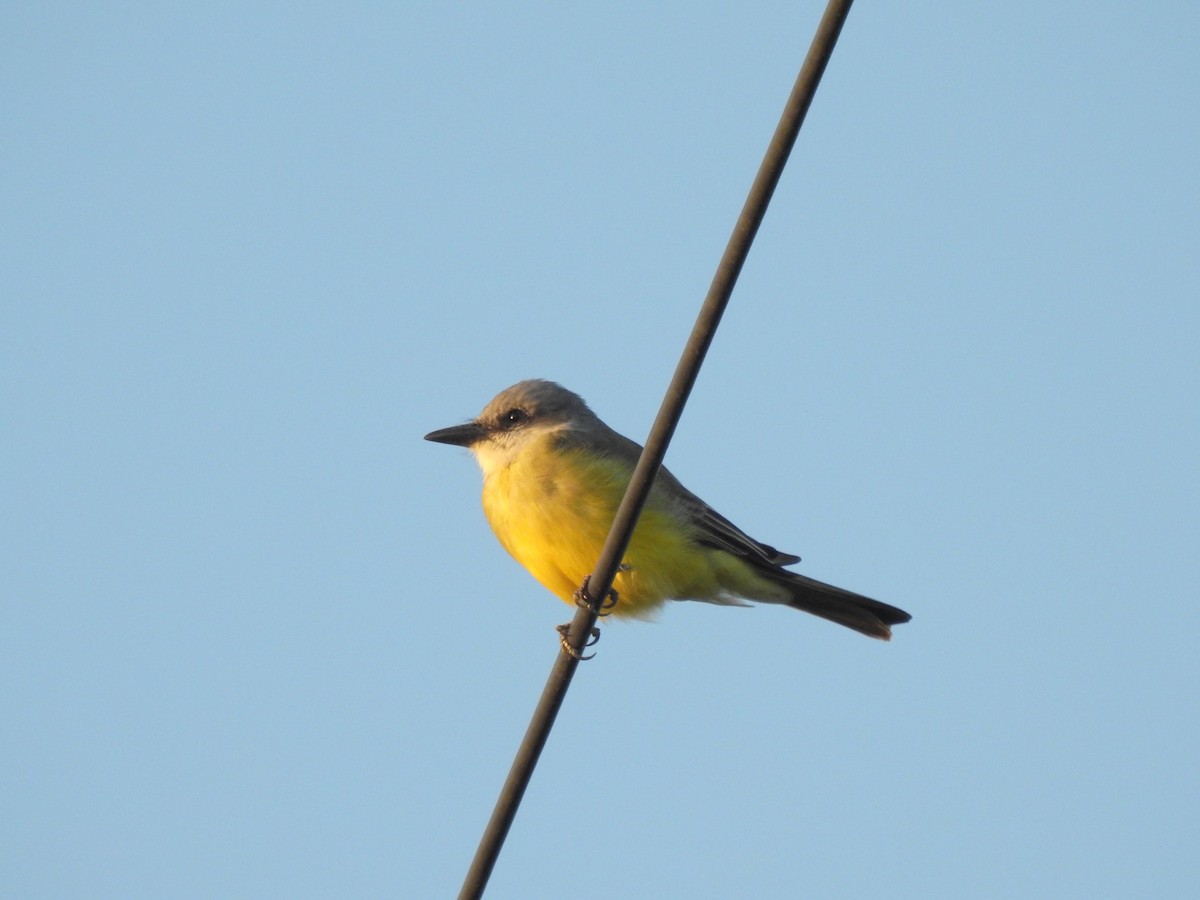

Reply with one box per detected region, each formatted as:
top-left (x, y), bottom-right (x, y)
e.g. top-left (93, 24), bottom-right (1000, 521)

top-left (3, 3), bottom-right (1197, 898)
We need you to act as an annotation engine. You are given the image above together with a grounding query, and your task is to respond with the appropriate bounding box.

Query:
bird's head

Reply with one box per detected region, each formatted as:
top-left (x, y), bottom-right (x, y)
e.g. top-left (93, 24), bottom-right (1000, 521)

top-left (424, 379), bottom-right (597, 476)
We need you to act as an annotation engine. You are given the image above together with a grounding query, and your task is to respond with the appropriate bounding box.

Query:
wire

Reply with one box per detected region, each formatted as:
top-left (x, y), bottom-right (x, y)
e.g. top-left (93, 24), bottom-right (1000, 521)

top-left (458, 2), bottom-right (856, 896)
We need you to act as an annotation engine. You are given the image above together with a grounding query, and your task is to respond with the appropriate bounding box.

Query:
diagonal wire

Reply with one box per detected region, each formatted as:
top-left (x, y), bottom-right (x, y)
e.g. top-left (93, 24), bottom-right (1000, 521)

top-left (458, 1), bottom-right (855, 896)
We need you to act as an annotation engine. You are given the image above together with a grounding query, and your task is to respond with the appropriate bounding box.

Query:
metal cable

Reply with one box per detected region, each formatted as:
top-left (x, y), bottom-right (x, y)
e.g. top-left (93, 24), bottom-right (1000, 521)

top-left (458, 2), bottom-right (856, 895)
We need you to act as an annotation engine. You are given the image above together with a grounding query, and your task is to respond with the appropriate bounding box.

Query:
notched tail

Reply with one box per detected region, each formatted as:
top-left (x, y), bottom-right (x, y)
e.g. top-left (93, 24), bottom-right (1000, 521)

top-left (774, 570), bottom-right (912, 640)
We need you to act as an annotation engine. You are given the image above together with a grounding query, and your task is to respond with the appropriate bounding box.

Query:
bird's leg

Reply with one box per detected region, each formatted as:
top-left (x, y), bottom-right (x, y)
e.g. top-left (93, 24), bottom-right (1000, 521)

top-left (556, 623), bottom-right (600, 661)
top-left (573, 573), bottom-right (620, 616)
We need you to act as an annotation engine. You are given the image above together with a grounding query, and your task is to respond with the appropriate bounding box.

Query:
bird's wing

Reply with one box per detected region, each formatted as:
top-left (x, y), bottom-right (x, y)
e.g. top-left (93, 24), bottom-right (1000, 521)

top-left (567, 423), bottom-right (803, 569)
top-left (690, 501), bottom-right (802, 567)
top-left (652, 460), bottom-right (802, 567)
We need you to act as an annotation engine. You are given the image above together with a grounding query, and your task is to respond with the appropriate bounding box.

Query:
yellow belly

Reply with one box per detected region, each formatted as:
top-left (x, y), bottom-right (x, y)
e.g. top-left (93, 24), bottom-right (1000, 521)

top-left (480, 441), bottom-right (724, 618)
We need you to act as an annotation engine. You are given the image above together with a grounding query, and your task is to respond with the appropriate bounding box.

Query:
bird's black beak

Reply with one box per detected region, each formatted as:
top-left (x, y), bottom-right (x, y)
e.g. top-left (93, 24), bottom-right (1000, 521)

top-left (424, 421), bottom-right (485, 447)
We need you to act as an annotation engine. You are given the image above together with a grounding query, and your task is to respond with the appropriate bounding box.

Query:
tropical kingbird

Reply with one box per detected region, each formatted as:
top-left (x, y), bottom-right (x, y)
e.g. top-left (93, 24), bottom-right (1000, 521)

top-left (424, 380), bottom-right (910, 640)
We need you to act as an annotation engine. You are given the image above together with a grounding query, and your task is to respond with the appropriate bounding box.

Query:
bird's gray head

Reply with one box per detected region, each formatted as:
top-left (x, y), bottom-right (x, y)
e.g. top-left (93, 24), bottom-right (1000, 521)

top-left (424, 380), bottom-right (599, 474)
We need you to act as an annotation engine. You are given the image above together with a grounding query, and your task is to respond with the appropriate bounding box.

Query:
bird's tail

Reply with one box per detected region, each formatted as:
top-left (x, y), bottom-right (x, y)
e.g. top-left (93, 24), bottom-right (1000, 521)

top-left (768, 570), bottom-right (912, 640)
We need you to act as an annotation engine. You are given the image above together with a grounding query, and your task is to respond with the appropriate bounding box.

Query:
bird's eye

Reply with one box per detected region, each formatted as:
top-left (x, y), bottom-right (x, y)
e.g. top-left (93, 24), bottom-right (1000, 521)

top-left (501, 408), bottom-right (528, 428)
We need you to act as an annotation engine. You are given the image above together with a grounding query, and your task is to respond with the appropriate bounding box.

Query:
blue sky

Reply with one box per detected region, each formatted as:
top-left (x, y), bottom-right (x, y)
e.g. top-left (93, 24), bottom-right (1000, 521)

top-left (3, 3), bottom-right (1197, 898)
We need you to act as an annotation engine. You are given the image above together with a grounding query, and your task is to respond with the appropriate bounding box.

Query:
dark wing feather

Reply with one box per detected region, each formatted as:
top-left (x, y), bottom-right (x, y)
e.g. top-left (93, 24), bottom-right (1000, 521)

top-left (650, 464), bottom-right (802, 567)
top-left (691, 501), bottom-right (802, 566)
top-left (560, 423), bottom-right (803, 568)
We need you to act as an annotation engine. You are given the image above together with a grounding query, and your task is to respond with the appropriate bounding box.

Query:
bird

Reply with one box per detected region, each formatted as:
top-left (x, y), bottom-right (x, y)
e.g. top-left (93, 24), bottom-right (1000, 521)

top-left (424, 379), bottom-right (910, 640)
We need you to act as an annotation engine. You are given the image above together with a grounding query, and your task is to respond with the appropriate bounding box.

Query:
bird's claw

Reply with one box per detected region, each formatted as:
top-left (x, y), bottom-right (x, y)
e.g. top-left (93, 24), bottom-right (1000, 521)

top-left (556, 623), bottom-right (600, 660)
top-left (573, 575), bottom-right (619, 616)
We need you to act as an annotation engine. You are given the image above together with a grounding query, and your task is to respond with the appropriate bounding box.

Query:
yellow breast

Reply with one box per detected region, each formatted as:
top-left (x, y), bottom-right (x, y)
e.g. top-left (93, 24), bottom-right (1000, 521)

top-left (479, 435), bottom-right (722, 617)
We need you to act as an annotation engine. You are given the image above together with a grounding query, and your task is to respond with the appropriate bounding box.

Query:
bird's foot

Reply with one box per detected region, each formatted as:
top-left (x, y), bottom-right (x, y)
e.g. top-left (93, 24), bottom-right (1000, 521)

top-left (556, 623), bottom-right (600, 660)
top-left (573, 575), bottom-right (619, 616)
